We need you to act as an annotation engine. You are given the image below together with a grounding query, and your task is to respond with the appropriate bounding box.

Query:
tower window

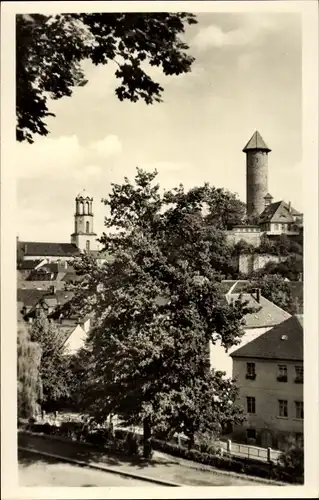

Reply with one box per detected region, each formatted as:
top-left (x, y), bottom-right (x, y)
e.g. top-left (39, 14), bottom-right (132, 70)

top-left (80, 201), bottom-right (84, 214)
top-left (85, 201), bottom-right (90, 214)
top-left (86, 221), bottom-right (90, 233)
top-left (86, 240), bottom-right (90, 252)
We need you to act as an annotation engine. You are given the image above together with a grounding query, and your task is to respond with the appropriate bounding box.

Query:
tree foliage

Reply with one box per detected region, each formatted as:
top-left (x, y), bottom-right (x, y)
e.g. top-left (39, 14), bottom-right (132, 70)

top-left (67, 169), bottom-right (253, 447)
top-left (17, 315), bottom-right (42, 419)
top-left (249, 274), bottom-right (302, 315)
top-left (16, 12), bottom-right (197, 143)
top-left (277, 442), bottom-right (304, 482)
top-left (30, 311), bottom-right (71, 410)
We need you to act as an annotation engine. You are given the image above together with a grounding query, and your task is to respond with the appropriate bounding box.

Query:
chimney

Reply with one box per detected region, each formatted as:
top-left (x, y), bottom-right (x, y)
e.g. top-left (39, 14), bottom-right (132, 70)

top-left (256, 288), bottom-right (261, 303)
top-left (288, 201), bottom-right (291, 213)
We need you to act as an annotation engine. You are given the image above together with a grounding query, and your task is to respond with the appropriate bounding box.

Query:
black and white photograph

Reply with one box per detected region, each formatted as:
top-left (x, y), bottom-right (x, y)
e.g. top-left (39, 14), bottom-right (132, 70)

top-left (1, 0), bottom-right (318, 498)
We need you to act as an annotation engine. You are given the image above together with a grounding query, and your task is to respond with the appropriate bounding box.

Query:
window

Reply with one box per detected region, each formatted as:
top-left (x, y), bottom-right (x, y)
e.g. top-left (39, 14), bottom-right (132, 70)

top-left (86, 221), bottom-right (90, 233)
top-left (86, 240), bottom-right (90, 252)
top-left (281, 224), bottom-right (286, 231)
top-left (275, 224), bottom-right (279, 230)
top-left (246, 363), bottom-right (256, 380)
top-left (277, 364), bottom-right (288, 382)
top-left (295, 366), bottom-right (303, 383)
top-left (278, 399), bottom-right (288, 417)
top-left (295, 401), bottom-right (303, 419)
top-left (246, 397), bottom-right (256, 414)
top-left (247, 428), bottom-right (256, 439)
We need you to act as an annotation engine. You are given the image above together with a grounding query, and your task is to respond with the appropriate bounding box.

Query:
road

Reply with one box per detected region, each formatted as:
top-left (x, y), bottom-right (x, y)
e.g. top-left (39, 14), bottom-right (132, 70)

top-left (19, 432), bottom-right (280, 486)
top-left (19, 449), bottom-right (152, 487)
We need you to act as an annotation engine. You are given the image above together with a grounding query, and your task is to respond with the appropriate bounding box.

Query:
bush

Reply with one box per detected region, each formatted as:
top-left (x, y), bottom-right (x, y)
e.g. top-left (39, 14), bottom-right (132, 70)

top-left (21, 421), bottom-right (302, 484)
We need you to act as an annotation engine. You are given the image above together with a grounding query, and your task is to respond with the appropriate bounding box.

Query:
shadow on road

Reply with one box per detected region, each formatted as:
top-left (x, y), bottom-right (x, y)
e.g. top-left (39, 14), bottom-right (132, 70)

top-left (18, 433), bottom-right (178, 471)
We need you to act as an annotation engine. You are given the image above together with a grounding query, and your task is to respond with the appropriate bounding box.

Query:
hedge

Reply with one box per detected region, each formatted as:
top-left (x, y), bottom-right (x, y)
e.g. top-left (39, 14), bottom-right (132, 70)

top-left (22, 422), bottom-right (303, 484)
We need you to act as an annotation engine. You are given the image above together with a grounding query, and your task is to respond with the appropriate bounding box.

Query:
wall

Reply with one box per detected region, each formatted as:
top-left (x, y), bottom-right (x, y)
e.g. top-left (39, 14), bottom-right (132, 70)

top-left (232, 357), bottom-right (303, 448)
top-left (237, 253), bottom-right (284, 275)
top-left (225, 230), bottom-right (261, 248)
top-left (246, 150), bottom-right (268, 217)
top-left (209, 327), bottom-right (272, 377)
top-left (72, 233), bottom-right (99, 253)
top-left (64, 325), bottom-right (88, 355)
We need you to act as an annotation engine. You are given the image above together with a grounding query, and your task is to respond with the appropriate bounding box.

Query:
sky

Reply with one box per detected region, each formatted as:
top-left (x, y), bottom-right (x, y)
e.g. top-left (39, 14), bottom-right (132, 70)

top-left (15, 11), bottom-right (302, 242)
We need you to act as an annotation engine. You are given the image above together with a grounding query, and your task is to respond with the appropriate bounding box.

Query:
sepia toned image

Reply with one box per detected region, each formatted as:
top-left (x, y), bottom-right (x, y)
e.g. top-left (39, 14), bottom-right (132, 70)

top-left (1, 1), bottom-right (318, 497)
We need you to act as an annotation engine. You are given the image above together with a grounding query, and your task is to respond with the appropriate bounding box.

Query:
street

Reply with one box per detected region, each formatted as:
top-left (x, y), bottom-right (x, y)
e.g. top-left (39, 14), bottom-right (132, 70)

top-left (19, 449), bottom-right (151, 487)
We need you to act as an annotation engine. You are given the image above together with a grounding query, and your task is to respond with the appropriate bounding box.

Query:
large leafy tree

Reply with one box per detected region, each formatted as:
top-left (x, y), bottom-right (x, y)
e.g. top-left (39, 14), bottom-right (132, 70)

top-left (16, 12), bottom-right (197, 143)
top-left (249, 275), bottom-right (302, 315)
top-left (17, 313), bottom-right (42, 419)
top-left (30, 310), bottom-right (71, 411)
top-left (67, 169), bottom-right (252, 454)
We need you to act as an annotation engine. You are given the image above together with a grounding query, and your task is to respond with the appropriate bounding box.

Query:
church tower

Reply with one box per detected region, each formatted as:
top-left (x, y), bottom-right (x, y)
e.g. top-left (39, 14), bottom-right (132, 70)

top-left (243, 131), bottom-right (271, 218)
top-left (71, 190), bottom-right (98, 252)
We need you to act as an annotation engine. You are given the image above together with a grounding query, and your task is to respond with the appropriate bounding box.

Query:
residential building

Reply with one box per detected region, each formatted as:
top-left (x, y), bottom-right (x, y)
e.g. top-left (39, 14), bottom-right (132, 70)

top-left (209, 287), bottom-right (291, 377)
top-left (259, 200), bottom-right (303, 235)
top-left (230, 315), bottom-right (303, 450)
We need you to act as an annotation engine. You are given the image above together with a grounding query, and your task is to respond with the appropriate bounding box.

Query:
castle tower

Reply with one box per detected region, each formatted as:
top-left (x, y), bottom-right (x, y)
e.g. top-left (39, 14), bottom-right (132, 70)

top-left (71, 189), bottom-right (98, 252)
top-left (243, 131), bottom-right (271, 218)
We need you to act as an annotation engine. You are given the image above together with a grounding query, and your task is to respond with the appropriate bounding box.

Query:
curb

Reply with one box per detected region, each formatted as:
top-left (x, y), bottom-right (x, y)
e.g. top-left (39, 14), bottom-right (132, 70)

top-left (18, 430), bottom-right (287, 486)
top-left (18, 446), bottom-right (181, 487)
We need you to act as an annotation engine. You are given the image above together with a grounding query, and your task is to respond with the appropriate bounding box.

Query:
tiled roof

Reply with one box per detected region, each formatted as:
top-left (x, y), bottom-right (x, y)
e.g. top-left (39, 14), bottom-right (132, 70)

top-left (61, 272), bottom-right (82, 282)
top-left (243, 131), bottom-right (271, 152)
top-left (59, 324), bottom-right (78, 345)
top-left (231, 315), bottom-right (303, 361)
top-left (220, 280), bottom-right (251, 295)
top-left (18, 260), bottom-right (42, 270)
top-left (264, 193), bottom-right (273, 200)
top-left (226, 293), bottom-right (291, 329)
top-left (259, 201), bottom-right (297, 224)
top-left (19, 242), bottom-right (80, 257)
top-left (17, 289), bottom-right (48, 307)
top-left (42, 291), bottom-right (75, 308)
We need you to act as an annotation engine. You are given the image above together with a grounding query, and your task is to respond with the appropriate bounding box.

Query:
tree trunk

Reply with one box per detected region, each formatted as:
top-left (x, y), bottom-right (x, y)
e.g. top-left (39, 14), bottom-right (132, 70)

top-left (143, 416), bottom-right (152, 459)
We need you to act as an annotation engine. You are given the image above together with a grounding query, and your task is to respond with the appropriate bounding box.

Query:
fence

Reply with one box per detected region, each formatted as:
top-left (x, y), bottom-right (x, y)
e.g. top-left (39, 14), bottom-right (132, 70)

top-left (37, 412), bottom-right (281, 463)
top-left (218, 439), bottom-right (281, 462)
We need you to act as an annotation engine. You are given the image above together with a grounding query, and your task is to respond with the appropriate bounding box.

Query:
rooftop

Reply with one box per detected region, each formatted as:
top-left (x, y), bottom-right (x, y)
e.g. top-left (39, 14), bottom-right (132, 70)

top-left (243, 131), bottom-right (271, 153)
top-left (18, 242), bottom-right (80, 257)
top-left (259, 200), bottom-right (300, 224)
top-left (231, 314), bottom-right (303, 361)
top-left (76, 189), bottom-right (93, 200)
top-left (226, 292), bottom-right (291, 328)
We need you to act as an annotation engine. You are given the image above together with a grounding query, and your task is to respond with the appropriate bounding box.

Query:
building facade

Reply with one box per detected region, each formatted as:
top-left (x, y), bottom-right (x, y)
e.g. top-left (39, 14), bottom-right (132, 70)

top-left (209, 287), bottom-right (291, 377)
top-left (230, 315), bottom-right (303, 450)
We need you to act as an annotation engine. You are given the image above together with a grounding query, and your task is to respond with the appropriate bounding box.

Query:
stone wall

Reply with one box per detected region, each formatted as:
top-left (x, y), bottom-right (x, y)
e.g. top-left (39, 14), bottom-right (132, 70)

top-left (226, 230), bottom-right (261, 248)
top-left (234, 253), bottom-right (285, 275)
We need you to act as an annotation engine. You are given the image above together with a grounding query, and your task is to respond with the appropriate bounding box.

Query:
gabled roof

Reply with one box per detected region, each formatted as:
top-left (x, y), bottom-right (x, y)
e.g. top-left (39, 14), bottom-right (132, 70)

top-left (18, 260), bottom-right (42, 270)
top-left (226, 293), bottom-right (291, 328)
top-left (231, 315), bottom-right (303, 361)
top-left (259, 200), bottom-right (297, 224)
top-left (243, 131), bottom-right (271, 153)
top-left (19, 241), bottom-right (80, 257)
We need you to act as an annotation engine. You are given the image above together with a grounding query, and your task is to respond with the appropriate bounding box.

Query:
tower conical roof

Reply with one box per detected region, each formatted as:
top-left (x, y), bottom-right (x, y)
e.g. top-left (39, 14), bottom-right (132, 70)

top-left (243, 131), bottom-right (271, 152)
top-left (264, 192), bottom-right (273, 199)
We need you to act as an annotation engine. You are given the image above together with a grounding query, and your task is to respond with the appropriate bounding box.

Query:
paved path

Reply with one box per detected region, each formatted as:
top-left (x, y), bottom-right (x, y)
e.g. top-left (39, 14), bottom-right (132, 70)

top-left (18, 432), bottom-right (282, 487)
top-left (19, 449), bottom-right (148, 487)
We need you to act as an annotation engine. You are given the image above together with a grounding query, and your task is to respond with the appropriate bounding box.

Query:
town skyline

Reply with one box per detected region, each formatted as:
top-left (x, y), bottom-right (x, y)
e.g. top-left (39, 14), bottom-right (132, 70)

top-left (15, 11), bottom-right (302, 242)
